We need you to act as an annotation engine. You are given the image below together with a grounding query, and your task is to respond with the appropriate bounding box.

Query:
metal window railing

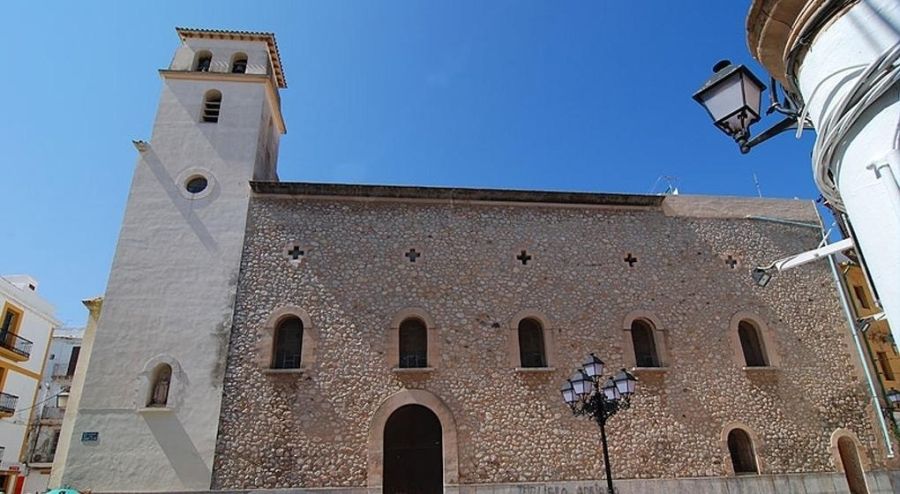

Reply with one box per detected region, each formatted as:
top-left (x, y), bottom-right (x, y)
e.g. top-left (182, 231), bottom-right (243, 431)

top-left (0, 392), bottom-right (19, 414)
top-left (399, 352), bottom-right (428, 368)
top-left (272, 351), bottom-right (301, 369)
top-left (0, 331), bottom-right (32, 358)
top-left (520, 351), bottom-right (547, 368)
top-left (41, 406), bottom-right (66, 420)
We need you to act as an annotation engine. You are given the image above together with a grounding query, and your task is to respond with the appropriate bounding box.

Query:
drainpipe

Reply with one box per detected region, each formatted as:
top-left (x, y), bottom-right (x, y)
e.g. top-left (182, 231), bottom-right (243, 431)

top-left (817, 204), bottom-right (895, 457)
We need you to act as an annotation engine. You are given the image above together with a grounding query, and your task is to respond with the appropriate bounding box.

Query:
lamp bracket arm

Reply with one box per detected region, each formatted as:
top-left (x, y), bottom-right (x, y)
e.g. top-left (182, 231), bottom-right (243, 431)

top-left (766, 78), bottom-right (805, 118)
top-left (741, 116), bottom-right (814, 154)
top-left (769, 237), bottom-right (855, 272)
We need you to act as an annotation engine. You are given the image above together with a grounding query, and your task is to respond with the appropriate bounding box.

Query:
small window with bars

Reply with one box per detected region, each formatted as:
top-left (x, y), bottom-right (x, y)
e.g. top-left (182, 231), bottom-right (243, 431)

top-left (518, 318), bottom-right (547, 368)
top-left (202, 90), bottom-right (222, 123)
top-left (272, 317), bottom-right (303, 369)
top-left (398, 318), bottom-right (427, 368)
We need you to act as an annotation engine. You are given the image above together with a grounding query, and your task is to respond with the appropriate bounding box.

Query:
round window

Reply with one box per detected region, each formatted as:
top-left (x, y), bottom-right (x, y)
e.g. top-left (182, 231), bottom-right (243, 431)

top-left (185, 176), bottom-right (208, 194)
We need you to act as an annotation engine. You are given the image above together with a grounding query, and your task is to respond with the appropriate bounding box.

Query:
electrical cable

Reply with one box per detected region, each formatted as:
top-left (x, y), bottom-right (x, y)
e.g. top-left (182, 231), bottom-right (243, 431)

top-left (10, 391), bottom-right (65, 423)
top-left (806, 41), bottom-right (900, 210)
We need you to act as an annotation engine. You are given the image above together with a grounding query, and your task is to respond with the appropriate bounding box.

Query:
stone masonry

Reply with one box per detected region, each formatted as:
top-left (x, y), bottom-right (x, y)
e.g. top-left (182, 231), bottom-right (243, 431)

top-left (211, 183), bottom-right (883, 489)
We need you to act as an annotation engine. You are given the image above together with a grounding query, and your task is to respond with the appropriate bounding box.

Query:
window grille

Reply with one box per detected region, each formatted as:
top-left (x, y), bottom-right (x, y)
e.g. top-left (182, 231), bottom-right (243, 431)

top-left (399, 319), bottom-right (427, 368)
top-left (518, 318), bottom-right (547, 368)
top-left (273, 317), bottom-right (303, 369)
top-left (631, 320), bottom-right (660, 367)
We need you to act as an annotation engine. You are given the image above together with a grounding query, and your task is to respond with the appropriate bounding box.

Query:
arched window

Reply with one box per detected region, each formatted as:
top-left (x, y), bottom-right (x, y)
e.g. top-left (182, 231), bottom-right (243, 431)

top-left (148, 364), bottom-right (172, 407)
top-left (738, 320), bottom-right (768, 367)
top-left (631, 319), bottom-right (660, 367)
top-left (518, 318), bottom-right (546, 368)
top-left (194, 51), bottom-right (212, 72)
top-left (398, 318), bottom-right (427, 368)
top-left (231, 53), bottom-right (248, 74)
top-left (202, 90), bottom-right (222, 123)
top-left (727, 428), bottom-right (759, 474)
top-left (272, 316), bottom-right (303, 369)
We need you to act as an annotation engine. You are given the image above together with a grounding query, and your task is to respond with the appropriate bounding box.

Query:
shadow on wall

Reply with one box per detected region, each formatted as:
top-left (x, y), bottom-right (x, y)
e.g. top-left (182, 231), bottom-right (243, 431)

top-left (142, 412), bottom-right (211, 489)
top-left (140, 146), bottom-right (221, 255)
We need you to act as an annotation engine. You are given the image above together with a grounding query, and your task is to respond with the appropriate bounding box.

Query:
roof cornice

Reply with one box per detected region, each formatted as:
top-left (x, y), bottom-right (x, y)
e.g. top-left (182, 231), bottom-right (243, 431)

top-left (250, 181), bottom-right (665, 208)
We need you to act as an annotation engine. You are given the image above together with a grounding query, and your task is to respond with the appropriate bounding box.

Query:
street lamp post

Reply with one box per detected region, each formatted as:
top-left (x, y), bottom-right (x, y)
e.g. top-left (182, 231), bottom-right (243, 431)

top-left (560, 354), bottom-right (637, 494)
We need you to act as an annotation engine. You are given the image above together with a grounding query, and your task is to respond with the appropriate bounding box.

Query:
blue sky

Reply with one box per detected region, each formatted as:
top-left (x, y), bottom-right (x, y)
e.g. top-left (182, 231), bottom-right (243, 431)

top-left (1, 1), bottom-right (819, 326)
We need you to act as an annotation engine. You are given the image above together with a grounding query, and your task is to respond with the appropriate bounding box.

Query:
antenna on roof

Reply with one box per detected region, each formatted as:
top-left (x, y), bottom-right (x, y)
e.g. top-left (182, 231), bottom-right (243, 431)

top-left (650, 176), bottom-right (680, 196)
top-left (753, 172), bottom-right (763, 197)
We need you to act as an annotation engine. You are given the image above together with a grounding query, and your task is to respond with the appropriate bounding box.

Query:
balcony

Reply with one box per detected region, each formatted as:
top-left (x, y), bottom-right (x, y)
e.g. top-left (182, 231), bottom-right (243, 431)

top-left (0, 392), bottom-right (19, 416)
top-left (40, 406), bottom-right (66, 421)
top-left (0, 331), bottom-right (32, 362)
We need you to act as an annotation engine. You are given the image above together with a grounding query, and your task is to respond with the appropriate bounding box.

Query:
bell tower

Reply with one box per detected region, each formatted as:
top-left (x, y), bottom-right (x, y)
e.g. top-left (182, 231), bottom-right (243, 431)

top-left (51, 28), bottom-right (287, 491)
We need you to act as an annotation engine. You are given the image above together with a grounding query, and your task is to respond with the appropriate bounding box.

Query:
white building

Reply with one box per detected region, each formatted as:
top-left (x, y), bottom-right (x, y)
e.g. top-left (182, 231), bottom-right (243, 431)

top-left (50, 28), bottom-right (285, 492)
top-left (22, 327), bottom-right (83, 494)
top-left (0, 277), bottom-right (57, 494)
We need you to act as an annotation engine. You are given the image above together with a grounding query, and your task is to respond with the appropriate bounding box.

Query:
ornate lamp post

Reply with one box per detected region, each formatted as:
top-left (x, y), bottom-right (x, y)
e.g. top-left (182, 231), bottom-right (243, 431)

top-left (560, 354), bottom-right (638, 494)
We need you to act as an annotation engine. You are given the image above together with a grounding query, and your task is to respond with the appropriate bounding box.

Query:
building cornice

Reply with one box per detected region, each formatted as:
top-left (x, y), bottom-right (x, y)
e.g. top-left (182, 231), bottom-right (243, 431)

top-left (251, 182), bottom-right (666, 208)
top-left (159, 70), bottom-right (287, 134)
top-left (251, 182), bottom-right (816, 221)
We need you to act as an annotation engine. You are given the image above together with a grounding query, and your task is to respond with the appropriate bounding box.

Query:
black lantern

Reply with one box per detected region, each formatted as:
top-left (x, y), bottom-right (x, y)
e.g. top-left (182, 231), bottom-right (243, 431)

top-left (569, 369), bottom-right (593, 397)
top-left (752, 267), bottom-right (773, 287)
top-left (582, 353), bottom-right (605, 379)
top-left (613, 369), bottom-right (637, 396)
top-left (601, 378), bottom-right (620, 402)
top-left (560, 379), bottom-right (577, 405)
top-left (560, 355), bottom-right (638, 494)
top-left (694, 60), bottom-right (766, 151)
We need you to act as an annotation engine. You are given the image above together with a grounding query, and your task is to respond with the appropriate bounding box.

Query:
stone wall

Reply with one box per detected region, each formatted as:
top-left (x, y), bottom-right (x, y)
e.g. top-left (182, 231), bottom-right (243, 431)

top-left (212, 191), bottom-right (883, 488)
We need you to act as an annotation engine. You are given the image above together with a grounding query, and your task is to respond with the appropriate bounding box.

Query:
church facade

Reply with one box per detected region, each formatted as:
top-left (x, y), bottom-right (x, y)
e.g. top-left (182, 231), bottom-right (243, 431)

top-left (53, 29), bottom-right (900, 493)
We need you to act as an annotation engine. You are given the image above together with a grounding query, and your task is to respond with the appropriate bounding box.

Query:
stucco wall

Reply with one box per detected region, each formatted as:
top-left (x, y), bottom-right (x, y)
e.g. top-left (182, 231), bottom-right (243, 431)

top-left (212, 193), bottom-right (882, 488)
top-left (57, 40), bottom-right (280, 490)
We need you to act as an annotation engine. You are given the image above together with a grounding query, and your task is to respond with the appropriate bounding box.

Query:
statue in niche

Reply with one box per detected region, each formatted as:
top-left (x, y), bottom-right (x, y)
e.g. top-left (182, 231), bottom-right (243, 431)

top-left (149, 365), bottom-right (172, 407)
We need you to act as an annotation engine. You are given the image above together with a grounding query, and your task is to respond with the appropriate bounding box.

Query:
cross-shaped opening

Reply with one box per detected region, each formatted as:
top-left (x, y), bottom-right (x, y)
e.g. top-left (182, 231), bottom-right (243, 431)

top-left (288, 246), bottom-right (305, 261)
top-left (517, 250), bottom-right (532, 265)
top-left (405, 248), bottom-right (421, 263)
top-left (726, 255), bottom-right (738, 269)
top-left (624, 253), bottom-right (637, 267)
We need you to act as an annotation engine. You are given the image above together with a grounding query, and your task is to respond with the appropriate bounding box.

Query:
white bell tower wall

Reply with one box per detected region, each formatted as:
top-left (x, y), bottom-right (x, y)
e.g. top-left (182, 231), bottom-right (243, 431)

top-left (52, 29), bottom-right (286, 491)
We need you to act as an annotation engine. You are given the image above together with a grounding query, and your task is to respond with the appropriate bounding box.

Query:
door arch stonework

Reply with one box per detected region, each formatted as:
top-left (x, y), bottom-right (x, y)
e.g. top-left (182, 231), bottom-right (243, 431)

top-left (367, 389), bottom-right (459, 487)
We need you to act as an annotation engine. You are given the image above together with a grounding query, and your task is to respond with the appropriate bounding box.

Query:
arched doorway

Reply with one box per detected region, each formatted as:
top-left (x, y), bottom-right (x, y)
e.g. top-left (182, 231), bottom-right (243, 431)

top-left (837, 436), bottom-right (868, 494)
top-left (383, 404), bottom-right (443, 494)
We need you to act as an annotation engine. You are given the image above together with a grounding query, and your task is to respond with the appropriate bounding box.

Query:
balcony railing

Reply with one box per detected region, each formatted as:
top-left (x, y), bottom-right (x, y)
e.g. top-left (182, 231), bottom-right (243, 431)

top-left (0, 331), bottom-right (32, 359)
top-left (0, 446), bottom-right (4, 463)
top-left (399, 352), bottom-right (428, 369)
top-left (0, 392), bottom-right (19, 414)
top-left (40, 406), bottom-right (66, 421)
